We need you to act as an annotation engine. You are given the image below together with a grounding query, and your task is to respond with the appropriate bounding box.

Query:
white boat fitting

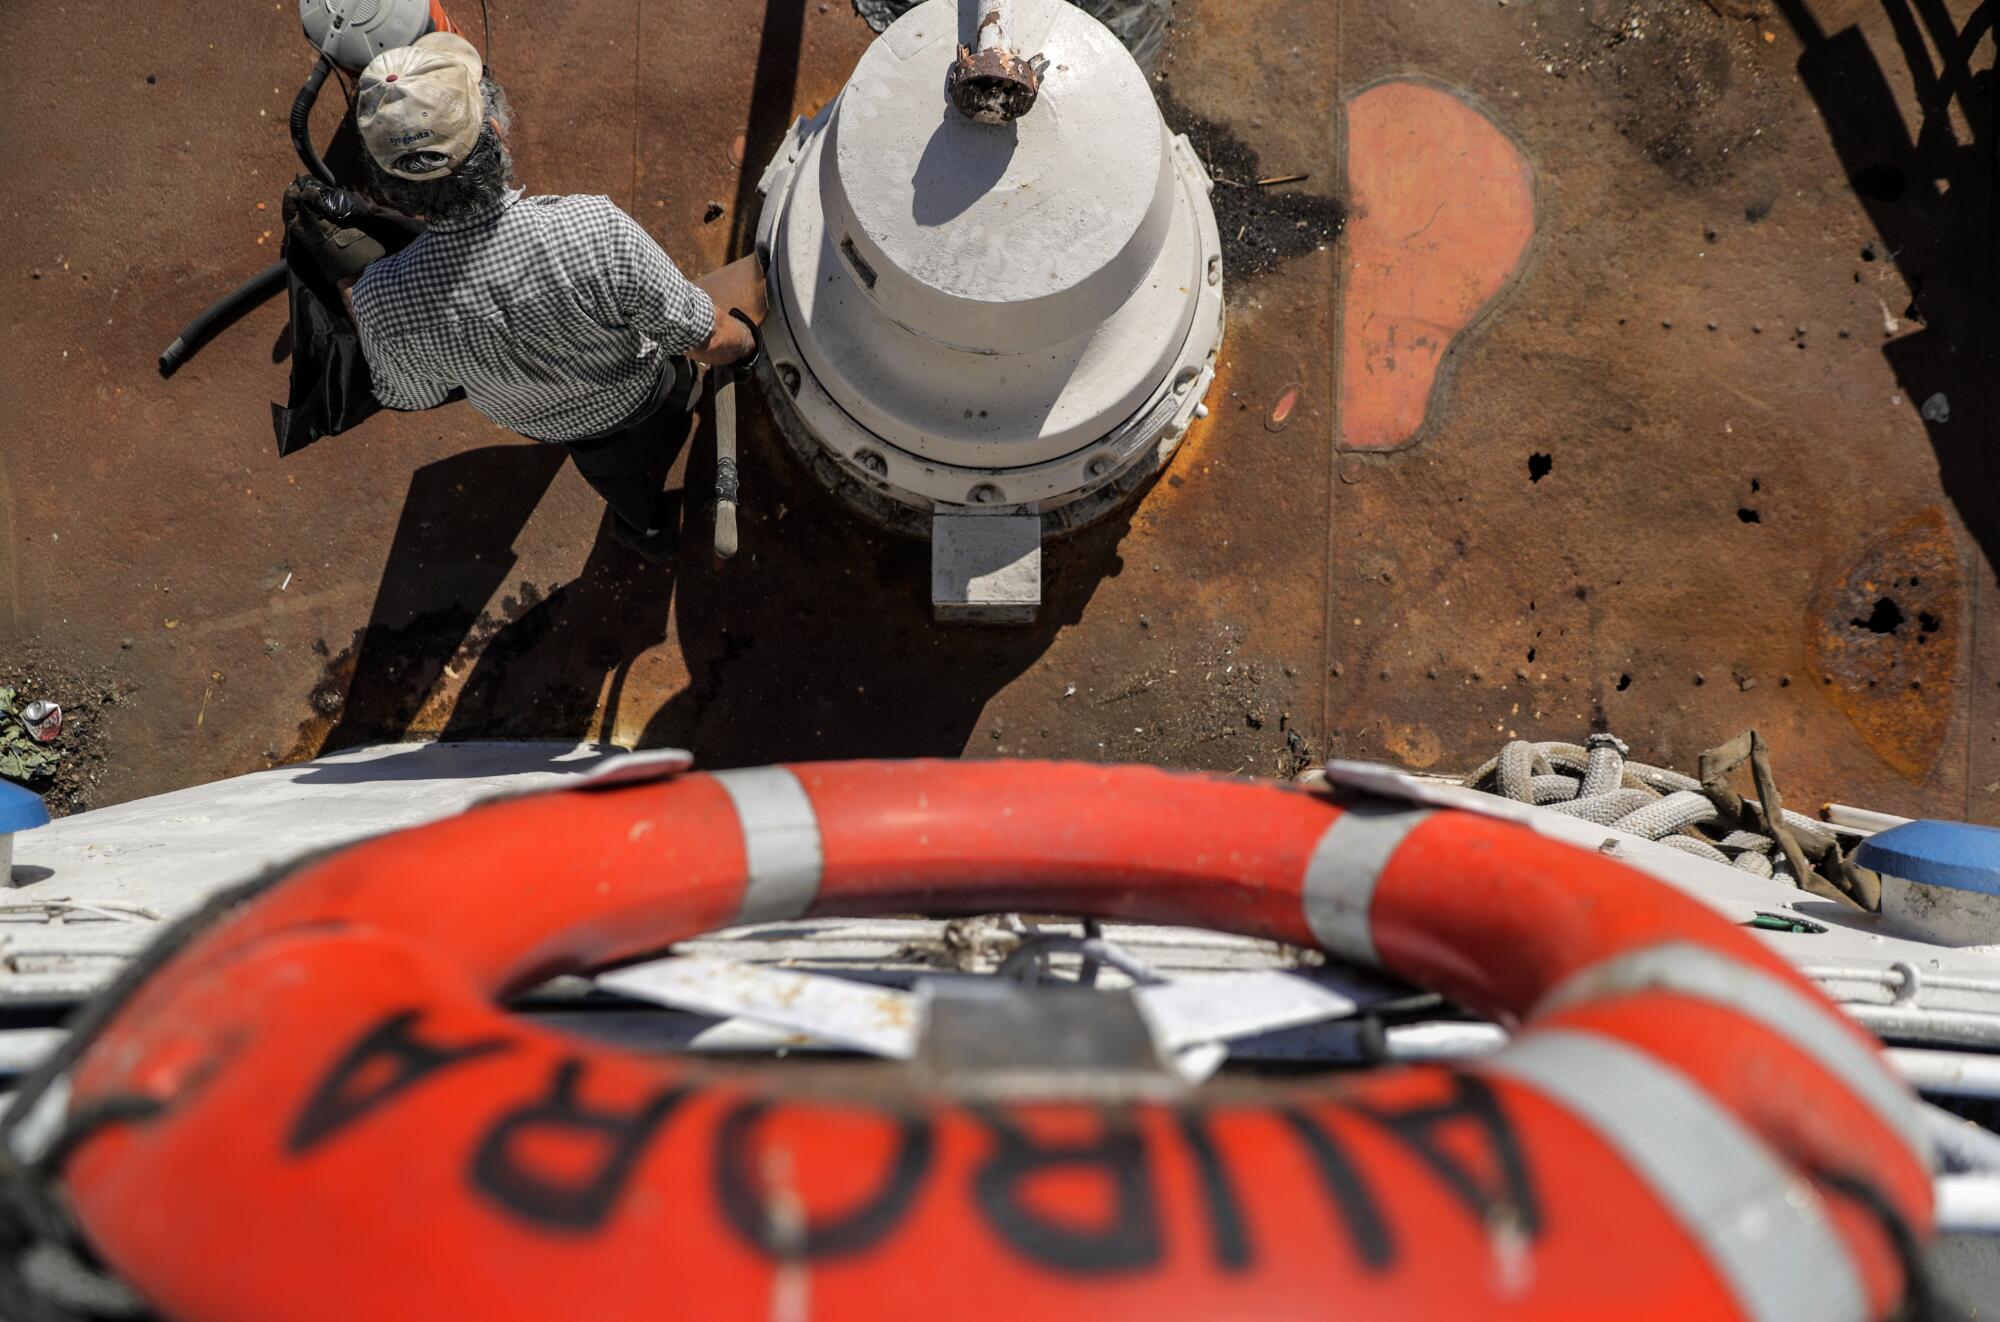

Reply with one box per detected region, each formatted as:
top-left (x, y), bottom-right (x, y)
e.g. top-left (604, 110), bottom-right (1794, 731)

top-left (752, 0), bottom-right (1225, 621)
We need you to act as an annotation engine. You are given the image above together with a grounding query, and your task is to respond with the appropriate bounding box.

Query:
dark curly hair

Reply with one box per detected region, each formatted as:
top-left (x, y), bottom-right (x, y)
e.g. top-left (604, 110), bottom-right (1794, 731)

top-left (363, 75), bottom-right (514, 224)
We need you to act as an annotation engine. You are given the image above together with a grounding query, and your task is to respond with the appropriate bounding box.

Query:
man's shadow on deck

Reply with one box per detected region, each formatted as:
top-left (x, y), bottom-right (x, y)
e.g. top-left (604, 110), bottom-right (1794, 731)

top-left (314, 435), bottom-right (681, 757)
top-left (312, 400), bottom-right (1125, 767)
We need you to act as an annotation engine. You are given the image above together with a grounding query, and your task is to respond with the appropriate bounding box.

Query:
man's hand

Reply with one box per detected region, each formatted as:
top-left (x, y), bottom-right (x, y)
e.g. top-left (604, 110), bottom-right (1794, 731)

top-left (688, 303), bottom-right (761, 367)
top-left (283, 177), bottom-right (386, 284)
top-left (688, 255), bottom-right (767, 366)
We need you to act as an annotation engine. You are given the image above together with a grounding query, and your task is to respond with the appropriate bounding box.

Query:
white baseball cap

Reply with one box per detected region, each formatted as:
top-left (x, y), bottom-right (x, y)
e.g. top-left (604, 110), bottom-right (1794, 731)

top-left (356, 32), bottom-right (486, 181)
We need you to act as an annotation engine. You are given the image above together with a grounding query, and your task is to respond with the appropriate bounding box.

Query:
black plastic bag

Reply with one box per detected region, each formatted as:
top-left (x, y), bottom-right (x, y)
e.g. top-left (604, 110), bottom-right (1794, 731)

top-left (270, 194), bottom-right (434, 456)
top-left (270, 237), bottom-right (383, 457)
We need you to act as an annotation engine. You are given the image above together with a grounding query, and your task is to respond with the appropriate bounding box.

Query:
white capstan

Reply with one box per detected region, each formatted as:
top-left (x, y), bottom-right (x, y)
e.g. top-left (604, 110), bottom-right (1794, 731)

top-left (753, 0), bottom-right (1224, 620)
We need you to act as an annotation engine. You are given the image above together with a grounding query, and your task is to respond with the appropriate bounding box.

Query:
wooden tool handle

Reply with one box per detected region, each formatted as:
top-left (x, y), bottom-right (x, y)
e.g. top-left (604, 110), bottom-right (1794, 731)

top-left (713, 366), bottom-right (740, 560)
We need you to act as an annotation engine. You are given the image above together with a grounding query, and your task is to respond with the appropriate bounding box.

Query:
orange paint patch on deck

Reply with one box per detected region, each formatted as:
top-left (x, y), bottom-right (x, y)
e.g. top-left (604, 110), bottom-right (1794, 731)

top-left (1339, 81), bottom-right (1535, 451)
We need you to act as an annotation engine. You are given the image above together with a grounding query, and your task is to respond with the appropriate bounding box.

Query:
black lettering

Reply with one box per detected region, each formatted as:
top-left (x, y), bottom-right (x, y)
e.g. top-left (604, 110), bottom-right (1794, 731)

top-left (287, 1009), bottom-right (513, 1155)
top-left (972, 1107), bottom-right (1160, 1274)
top-left (714, 1100), bottom-right (934, 1259)
top-left (1347, 1072), bottom-right (1541, 1237)
top-left (1174, 1109), bottom-right (1252, 1272)
top-left (469, 1059), bottom-right (690, 1231)
top-left (1279, 1106), bottom-right (1395, 1270)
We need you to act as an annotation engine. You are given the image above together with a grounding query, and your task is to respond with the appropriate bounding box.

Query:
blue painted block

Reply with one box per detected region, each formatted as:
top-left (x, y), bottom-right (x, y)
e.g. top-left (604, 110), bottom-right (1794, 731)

top-left (1856, 820), bottom-right (2000, 896)
top-left (1860, 820), bottom-right (2000, 945)
top-left (0, 781), bottom-right (50, 834)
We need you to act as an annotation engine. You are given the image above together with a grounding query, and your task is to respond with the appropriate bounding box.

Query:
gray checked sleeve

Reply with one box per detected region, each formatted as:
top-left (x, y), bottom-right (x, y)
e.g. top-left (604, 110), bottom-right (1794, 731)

top-left (352, 291), bottom-right (452, 412)
top-left (600, 204), bottom-right (717, 357)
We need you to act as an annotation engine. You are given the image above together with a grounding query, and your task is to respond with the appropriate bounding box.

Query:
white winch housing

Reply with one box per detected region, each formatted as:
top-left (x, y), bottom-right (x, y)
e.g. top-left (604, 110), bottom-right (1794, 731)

top-left (755, 0), bottom-right (1224, 620)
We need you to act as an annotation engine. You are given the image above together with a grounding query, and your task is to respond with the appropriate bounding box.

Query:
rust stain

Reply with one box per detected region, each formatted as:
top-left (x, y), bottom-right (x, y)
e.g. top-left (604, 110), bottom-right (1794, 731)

top-left (1375, 718), bottom-right (1444, 769)
top-left (1806, 506), bottom-right (1961, 782)
top-left (873, 995), bottom-right (913, 1030)
top-left (1339, 81), bottom-right (1535, 450)
top-left (1138, 356), bottom-right (1234, 524)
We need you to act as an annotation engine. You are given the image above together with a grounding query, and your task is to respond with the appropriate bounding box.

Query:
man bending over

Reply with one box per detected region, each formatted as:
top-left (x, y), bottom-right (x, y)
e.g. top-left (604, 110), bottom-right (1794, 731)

top-left (293, 33), bottom-right (757, 561)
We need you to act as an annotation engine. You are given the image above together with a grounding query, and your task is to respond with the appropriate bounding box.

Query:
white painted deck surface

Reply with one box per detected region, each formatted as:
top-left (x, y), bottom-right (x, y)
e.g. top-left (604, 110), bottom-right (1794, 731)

top-left (2, 742), bottom-right (619, 997)
top-left (5, 746), bottom-right (2000, 1049)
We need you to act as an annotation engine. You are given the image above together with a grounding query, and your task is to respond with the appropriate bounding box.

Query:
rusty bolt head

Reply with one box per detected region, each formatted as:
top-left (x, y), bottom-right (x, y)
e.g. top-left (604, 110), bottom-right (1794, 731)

top-left (949, 44), bottom-right (1044, 124)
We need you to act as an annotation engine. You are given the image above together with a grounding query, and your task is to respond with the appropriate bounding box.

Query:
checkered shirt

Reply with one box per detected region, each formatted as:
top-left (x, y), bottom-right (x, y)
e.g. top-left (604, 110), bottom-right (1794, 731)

top-left (351, 190), bottom-right (716, 441)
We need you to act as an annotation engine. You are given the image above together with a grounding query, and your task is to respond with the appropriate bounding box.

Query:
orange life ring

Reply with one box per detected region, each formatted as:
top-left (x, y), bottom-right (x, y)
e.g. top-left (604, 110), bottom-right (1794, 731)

top-left (14, 761), bottom-right (1930, 1320)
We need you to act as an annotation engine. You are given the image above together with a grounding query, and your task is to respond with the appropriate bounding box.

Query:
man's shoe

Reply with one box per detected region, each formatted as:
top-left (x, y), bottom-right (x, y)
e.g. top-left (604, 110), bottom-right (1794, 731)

top-left (609, 516), bottom-right (679, 563)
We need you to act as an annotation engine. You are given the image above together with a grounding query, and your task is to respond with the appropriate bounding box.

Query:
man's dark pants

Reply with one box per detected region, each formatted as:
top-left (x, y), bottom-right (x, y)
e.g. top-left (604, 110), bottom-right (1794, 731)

top-left (550, 357), bottom-right (698, 533)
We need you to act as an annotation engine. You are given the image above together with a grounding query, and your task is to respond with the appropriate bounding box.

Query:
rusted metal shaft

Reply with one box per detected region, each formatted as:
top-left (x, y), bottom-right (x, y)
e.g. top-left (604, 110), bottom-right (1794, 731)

top-left (1697, 729), bottom-right (1880, 910)
top-left (949, 0), bottom-right (1043, 124)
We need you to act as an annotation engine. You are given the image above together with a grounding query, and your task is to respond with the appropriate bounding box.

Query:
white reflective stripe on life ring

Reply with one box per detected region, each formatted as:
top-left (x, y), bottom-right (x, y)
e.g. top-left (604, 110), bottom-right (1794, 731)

top-left (713, 767), bottom-right (824, 924)
top-left (1535, 941), bottom-right (1929, 1166)
top-left (1486, 1028), bottom-right (1867, 1322)
top-left (1299, 803), bottom-right (1431, 968)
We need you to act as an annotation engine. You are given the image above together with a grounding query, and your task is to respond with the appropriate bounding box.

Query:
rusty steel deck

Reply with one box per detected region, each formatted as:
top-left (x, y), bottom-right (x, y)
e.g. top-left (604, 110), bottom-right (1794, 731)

top-left (0, 0), bottom-right (1993, 823)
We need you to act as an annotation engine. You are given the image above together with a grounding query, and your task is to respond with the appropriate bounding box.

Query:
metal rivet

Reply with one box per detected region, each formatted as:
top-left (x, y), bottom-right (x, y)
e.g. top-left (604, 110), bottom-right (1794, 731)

top-left (1086, 455), bottom-right (1113, 479)
top-left (969, 483), bottom-right (1003, 504)
top-left (1206, 255), bottom-right (1222, 286)
top-left (778, 363), bottom-right (801, 394)
top-left (856, 449), bottom-right (887, 476)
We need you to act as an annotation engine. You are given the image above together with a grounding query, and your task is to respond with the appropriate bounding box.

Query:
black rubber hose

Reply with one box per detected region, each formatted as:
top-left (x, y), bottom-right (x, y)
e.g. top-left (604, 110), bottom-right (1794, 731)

top-left (158, 54), bottom-right (336, 377)
top-left (291, 52), bottom-right (337, 187)
top-left (157, 260), bottom-right (287, 378)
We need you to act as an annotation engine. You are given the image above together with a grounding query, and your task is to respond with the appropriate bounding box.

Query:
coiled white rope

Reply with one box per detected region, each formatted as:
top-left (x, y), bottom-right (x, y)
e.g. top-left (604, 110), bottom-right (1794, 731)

top-left (1463, 734), bottom-right (1830, 881)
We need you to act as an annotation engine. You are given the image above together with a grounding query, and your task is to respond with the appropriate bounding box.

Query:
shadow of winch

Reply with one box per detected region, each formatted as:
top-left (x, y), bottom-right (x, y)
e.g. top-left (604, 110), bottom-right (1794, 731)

top-left (301, 392), bottom-right (1134, 768)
